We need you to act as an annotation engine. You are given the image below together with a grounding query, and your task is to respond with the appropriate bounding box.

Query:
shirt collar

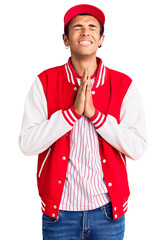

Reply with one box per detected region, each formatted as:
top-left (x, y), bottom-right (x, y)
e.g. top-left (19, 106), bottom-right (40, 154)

top-left (64, 57), bottom-right (106, 88)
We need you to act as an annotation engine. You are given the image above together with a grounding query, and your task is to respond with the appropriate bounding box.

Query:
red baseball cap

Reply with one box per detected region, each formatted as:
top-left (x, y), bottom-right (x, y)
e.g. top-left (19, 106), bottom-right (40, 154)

top-left (64, 4), bottom-right (105, 33)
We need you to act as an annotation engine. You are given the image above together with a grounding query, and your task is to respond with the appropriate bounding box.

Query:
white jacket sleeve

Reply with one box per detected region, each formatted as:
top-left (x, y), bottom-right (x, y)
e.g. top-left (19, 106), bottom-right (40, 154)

top-left (18, 76), bottom-right (81, 156)
top-left (88, 82), bottom-right (148, 160)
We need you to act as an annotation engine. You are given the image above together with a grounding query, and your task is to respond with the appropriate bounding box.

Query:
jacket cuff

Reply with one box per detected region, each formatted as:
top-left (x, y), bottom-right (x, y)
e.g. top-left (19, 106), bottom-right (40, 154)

top-left (62, 106), bottom-right (82, 127)
top-left (88, 109), bottom-right (106, 129)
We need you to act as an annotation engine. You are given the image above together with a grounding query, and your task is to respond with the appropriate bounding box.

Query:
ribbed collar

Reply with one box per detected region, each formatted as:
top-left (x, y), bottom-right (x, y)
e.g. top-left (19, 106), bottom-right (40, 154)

top-left (64, 57), bottom-right (106, 88)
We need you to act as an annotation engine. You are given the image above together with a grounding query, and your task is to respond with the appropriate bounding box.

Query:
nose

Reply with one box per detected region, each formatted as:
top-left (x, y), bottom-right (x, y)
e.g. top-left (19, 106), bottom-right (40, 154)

top-left (80, 28), bottom-right (90, 36)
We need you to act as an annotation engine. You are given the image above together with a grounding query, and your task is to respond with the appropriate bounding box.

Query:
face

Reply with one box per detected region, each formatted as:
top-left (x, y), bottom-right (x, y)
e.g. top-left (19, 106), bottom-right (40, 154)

top-left (63, 15), bottom-right (105, 58)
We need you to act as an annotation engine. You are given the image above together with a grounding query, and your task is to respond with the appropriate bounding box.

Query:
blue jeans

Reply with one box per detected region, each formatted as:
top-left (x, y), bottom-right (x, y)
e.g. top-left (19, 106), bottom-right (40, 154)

top-left (42, 202), bottom-right (125, 240)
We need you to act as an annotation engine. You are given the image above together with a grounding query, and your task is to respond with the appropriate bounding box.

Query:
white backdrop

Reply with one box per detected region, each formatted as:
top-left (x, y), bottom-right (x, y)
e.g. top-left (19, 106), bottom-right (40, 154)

top-left (0, 0), bottom-right (166, 239)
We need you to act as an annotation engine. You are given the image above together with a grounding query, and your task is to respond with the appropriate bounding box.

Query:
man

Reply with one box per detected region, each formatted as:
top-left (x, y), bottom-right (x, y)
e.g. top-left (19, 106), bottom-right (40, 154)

top-left (19, 4), bottom-right (147, 240)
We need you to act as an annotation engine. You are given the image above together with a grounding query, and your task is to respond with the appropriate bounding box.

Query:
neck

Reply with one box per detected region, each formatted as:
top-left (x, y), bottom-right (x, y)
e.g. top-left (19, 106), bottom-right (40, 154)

top-left (70, 54), bottom-right (98, 77)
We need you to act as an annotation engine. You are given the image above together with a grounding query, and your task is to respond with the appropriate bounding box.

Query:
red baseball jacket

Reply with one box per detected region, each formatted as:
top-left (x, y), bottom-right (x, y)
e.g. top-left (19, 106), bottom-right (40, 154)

top-left (37, 57), bottom-right (132, 220)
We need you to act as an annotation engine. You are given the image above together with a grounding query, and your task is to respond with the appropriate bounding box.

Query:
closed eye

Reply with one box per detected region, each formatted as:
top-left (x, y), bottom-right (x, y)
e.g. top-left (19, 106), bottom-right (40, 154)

top-left (89, 24), bottom-right (97, 29)
top-left (72, 24), bottom-right (82, 28)
top-left (72, 24), bottom-right (98, 29)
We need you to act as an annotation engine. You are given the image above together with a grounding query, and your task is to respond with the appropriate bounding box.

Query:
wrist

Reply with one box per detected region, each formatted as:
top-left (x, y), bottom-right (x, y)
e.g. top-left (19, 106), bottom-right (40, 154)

top-left (87, 108), bottom-right (96, 119)
top-left (73, 106), bottom-right (82, 116)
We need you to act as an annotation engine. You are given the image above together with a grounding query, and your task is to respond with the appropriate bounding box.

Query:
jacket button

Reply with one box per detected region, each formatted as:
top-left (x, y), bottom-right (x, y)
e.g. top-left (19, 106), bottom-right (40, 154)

top-left (54, 205), bottom-right (57, 209)
top-left (108, 182), bottom-right (112, 187)
top-left (115, 214), bottom-right (118, 218)
top-left (58, 180), bottom-right (62, 184)
top-left (114, 207), bottom-right (117, 211)
top-left (92, 91), bottom-right (95, 94)
top-left (103, 159), bottom-right (106, 163)
top-left (52, 213), bottom-right (55, 217)
top-left (62, 156), bottom-right (66, 160)
top-left (74, 87), bottom-right (77, 91)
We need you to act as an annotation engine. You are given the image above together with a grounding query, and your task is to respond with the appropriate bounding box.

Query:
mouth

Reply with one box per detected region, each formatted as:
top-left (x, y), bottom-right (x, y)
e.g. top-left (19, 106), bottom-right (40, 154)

top-left (78, 40), bottom-right (93, 46)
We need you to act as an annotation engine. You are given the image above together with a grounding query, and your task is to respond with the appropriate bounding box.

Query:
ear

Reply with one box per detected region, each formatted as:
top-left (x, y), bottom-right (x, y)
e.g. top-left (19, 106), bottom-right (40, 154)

top-left (62, 33), bottom-right (69, 47)
top-left (99, 34), bottom-right (105, 47)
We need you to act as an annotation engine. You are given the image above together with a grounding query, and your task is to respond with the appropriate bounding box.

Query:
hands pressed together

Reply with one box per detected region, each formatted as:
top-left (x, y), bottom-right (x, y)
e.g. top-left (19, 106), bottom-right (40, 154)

top-left (73, 68), bottom-right (96, 118)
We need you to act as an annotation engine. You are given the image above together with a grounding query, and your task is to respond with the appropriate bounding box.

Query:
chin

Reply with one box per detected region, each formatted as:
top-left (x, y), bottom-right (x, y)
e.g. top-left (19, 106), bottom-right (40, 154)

top-left (75, 50), bottom-right (97, 57)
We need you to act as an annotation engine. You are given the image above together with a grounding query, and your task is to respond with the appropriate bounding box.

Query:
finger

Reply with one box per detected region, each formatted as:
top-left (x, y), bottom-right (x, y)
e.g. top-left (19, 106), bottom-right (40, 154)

top-left (80, 69), bottom-right (88, 90)
top-left (84, 78), bottom-right (90, 94)
top-left (87, 70), bottom-right (91, 88)
top-left (87, 80), bottom-right (91, 93)
top-left (79, 72), bottom-right (87, 91)
top-left (82, 68), bottom-right (88, 81)
top-left (87, 68), bottom-right (90, 81)
top-left (82, 79), bottom-right (88, 92)
top-left (80, 72), bottom-right (88, 90)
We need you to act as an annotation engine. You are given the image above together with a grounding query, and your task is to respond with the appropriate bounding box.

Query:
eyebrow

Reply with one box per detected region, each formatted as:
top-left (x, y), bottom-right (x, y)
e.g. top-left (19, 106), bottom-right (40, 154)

top-left (72, 24), bottom-right (98, 28)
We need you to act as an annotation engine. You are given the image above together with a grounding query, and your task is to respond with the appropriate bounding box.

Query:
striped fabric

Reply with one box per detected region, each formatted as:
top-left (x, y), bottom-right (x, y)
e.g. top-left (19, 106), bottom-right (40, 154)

top-left (88, 109), bottom-right (106, 129)
top-left (62, 106), bottom-right (82, 127)
top-left (64, 57), bottom-right (106, 88)
top-left (59, 77), bottom-right (111, 211)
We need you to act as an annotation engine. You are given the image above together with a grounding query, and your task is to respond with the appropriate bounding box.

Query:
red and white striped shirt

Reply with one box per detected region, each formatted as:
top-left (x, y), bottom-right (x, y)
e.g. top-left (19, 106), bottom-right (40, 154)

top-left (59, 76), bottom-right (111, 211)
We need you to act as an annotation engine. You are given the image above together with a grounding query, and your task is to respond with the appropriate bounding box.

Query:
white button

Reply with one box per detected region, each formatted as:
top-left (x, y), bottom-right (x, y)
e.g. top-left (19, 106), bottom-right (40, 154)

top-left (115, 214), bottom-right (118, 218)
top-left (62, 156), bottom-right (66, 160)
top-left (52, 213), bottom-right (55, 217)
top-left (114, 207), bottom-right (117, 211)
top-left (103, 159), bottom-right (106, 163)
top-left (91, 91), bottom-right (95, 94)
top-left (108, 182), bottom-right (112, 187)
top-left (54, 205), bottom-right (57, 209)
top-left (74, 87), bottom-right (77, 91)
top-left (58, 180), bottom-right (62, 184)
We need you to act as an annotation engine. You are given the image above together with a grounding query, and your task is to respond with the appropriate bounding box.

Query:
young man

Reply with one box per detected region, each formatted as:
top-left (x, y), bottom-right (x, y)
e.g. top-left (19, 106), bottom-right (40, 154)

top-left (19, 4), bottom-right (147, 240)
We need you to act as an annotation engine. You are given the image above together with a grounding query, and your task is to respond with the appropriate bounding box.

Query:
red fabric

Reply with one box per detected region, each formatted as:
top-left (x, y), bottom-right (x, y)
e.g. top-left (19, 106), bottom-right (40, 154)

top-left (64, 4), bottom-right (105, 33)
top-left (62, 106), bottom-right (81, 126)
top-left (88, 109), bottom-right (106, 129)
top-left (37, 59), bottom-right (132, 220)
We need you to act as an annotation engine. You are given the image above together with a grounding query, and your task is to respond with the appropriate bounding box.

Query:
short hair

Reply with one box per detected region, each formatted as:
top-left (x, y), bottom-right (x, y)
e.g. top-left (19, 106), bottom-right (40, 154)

top-left (64, 13), bottom-right (104, 39)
